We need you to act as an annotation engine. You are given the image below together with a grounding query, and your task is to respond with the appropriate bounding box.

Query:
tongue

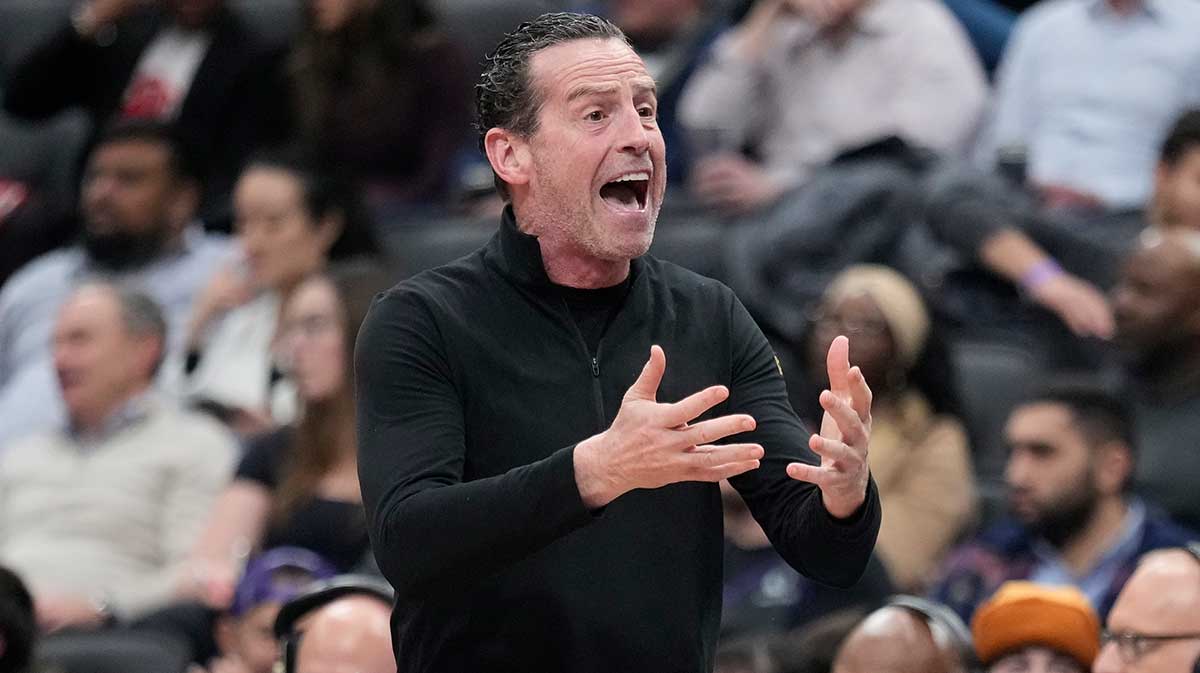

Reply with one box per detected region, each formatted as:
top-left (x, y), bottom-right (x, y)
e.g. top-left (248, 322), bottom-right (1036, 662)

top-left (600, 182), bottom-right (639, 209)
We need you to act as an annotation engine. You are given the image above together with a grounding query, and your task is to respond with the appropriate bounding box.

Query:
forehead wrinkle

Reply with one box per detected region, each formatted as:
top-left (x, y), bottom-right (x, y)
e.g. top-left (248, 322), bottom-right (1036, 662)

top-left (532, 40), bottom-right (654, 105)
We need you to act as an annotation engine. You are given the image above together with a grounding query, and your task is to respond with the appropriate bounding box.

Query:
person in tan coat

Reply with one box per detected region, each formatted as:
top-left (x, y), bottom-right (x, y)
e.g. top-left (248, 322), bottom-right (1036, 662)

top-left (806, 265), bottom-right (976, 590)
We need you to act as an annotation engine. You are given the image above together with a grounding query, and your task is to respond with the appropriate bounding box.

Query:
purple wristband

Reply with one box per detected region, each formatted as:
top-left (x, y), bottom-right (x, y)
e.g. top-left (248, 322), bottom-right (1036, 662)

top-left (1020, 259), bottom-right (1064, 292)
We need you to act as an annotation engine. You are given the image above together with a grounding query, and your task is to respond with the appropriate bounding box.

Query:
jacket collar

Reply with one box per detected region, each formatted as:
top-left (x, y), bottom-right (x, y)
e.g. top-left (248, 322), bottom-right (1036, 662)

top-left (485, 205), bottom-right (645, 291)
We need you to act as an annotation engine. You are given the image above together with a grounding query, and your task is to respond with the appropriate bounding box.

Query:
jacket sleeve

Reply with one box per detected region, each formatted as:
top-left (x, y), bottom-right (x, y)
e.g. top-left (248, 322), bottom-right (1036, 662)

top-left (354, 287), bottom-right (596, 600)
top-left (725, 292), bottom-right (881, 588)
top-left (4, 23), bottom-right (106, 120)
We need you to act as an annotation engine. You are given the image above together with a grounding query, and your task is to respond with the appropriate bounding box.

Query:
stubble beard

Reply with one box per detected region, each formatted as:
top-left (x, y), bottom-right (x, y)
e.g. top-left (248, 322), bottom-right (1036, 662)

top-left (1021, 473), bottom-right (1101, 549)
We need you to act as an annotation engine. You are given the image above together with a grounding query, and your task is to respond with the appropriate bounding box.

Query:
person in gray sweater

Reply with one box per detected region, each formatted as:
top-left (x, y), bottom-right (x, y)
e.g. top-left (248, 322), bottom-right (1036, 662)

top-left (0, 283), bottom-right (236, 632)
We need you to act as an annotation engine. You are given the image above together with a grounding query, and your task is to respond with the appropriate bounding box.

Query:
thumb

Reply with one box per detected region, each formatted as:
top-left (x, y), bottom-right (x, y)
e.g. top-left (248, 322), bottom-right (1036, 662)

top-left (625, 345), bottom-right (666, 402)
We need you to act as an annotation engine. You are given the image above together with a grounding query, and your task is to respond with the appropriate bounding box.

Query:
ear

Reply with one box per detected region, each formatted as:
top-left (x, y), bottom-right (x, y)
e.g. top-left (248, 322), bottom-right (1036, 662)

top-left (167, 178), bottom-right (201, 229)
top-left (133, 333), bottom-right (164, 382)
top-left (315, 210), bottom-right (345, 255)
top-left (484, 127), bottom-right (533, 194)
top-left (1095, 440), bottom-right (1134, 496)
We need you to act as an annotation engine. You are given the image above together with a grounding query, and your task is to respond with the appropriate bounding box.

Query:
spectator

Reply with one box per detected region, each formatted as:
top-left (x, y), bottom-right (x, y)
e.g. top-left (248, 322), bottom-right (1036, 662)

top-left (0, 120), bottom-right (229, 451)
top-left (831, 598), bottom-right (974, 673)
top-left (971, 581), bottom-right (1100, 673)
top-left (720, 480), bottom-right (894, 640)
top-left (0, 284), bottom-right (236, 631)
top-left (1093, 546), bottom-right (1200, 673)
top-left (917, 108), bottom-right (1200, 347)
top-left (604, 0), bottom-right (729, 184)
top-left (680, 0), bottom-right (986, 215)
top-left (182, 264), bottom-right (389, 608)
top-left (0, 566), bottom-right (36, 673)
top-left (930, 379), bottom-right (1194, 621)
top-left (182, 154), bottom-right (381, 434)
top-left (201, 548), bottom-right (336, 673)
top-left (2, 0), bottom-right (272, 223)
top-left (1112, 229), bottom-right (1200, 531)
top-left (802, 265), bottom-right (975, 591)
top-left (974, 0), bottom-right (1200, 211)
top-left (271, 0), bottom-right (472, 211)
top-left (272, 577), bottom-right (395, 673)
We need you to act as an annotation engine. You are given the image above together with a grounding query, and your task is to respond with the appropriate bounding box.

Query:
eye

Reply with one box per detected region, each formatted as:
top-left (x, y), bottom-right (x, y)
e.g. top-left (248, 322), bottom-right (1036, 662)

top-left (586, 110), bottom-right (605, 122)
top-left (638, 105), bottom-right (655, 118)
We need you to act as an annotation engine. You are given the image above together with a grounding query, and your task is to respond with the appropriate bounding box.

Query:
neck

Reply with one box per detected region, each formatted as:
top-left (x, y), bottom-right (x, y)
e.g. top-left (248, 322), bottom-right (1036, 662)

top-left (71, 384), bottom-right (150, 436)
top-left (1133, 342), bottom-right (1200, 401)
top-left (536, 238), bottom-right (630, 289)
top-left (1059, 496), bottom-right (1129, 576)
top-left (1107, 0), bottom-right (1142, 15)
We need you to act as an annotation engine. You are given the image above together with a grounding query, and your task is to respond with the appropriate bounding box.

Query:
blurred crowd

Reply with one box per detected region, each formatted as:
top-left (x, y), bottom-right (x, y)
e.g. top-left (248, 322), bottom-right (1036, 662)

top-left (1, 0), bottom-right (1200, 671)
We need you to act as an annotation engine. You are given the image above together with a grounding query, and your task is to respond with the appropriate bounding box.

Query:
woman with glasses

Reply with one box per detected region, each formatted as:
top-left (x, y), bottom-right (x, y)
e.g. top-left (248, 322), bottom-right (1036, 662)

top-left (803, 264), bottom-right (976, 592)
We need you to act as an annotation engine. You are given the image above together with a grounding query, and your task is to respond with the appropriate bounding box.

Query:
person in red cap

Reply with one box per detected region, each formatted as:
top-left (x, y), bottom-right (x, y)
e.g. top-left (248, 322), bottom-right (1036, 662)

top-left (972, 581), bottom-right (1099, 673)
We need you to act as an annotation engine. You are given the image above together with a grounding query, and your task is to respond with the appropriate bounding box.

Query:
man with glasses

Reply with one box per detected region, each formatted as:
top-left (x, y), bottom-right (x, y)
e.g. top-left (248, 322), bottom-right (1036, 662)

top-left (1093, 546), bottom-right (1200, 673)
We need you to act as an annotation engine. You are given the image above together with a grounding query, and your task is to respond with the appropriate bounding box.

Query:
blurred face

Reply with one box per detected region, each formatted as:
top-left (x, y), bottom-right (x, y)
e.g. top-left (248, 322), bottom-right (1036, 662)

top-left (233, 167), bottom-right (338, 292)
top-left (515, 38), bottom-right (667, 262)
top-left (1004, 403), bottom-right (1099, 546)
top-left (1153, 149), bottom-right (1200, 232)
top-left (220, 604), bottom-right (282, 673)
top-left (1094, 553), bottom-right (1200, 673)
top-left (807, 293), bottom-right (897, 390)
top-left (165, 0), bottom-right (223, 29)
top-left (988, 646), bottom-right (1084, 673)
top-left (53, 287), bottom-right (157, 428)
top-left (308, 0), bottom-right (375, 32)
top-left (1111, 241), bottom-right (1200, 359)
top-left (81, 140), bottom-right (186, 268)
top-left (281, 278), bottom-right (347, 402)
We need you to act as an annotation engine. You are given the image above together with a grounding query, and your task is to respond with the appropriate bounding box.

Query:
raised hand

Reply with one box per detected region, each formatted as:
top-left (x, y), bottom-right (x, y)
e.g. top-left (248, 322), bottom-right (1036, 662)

top-left (786, 335), bottom-right (872, 518)
top-left (574, 346), bottom-right (764, 508)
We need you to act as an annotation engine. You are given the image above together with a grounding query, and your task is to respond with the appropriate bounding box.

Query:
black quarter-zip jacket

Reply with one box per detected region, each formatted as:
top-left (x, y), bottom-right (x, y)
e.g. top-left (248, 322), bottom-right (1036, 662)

top-left (355, 209), bottom-right (881, 673)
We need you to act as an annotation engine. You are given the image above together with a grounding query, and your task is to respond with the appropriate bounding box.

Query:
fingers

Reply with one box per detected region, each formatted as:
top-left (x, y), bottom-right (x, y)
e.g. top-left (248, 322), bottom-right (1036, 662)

top-left (683, 414), bottom-right (757, 446)
top-left (685, 443), bottom-right (765, 479)
top-left (809, 433), bottom-right (858, 465)
top-left (846, 366), bottom-right (873, 425)
top-left (664, 385), bottom-right (730, 426)
top-left (826, 335), bottom-right (851, 397)
top-left (785, 461), bottom-right (829, 486)
top-left (818, 390), bottom-right (866, 446)
top-left (625, 345), bottom-right (666, 402)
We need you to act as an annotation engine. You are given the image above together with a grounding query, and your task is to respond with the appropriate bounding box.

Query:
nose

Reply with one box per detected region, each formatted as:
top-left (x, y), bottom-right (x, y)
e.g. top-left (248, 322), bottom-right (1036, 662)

top-left (84, 171), bottom-right (116, 205)
top-left (1005, 449), bottom-right (1031, 488)
top-left (616, 104), bottom-right (651, 156)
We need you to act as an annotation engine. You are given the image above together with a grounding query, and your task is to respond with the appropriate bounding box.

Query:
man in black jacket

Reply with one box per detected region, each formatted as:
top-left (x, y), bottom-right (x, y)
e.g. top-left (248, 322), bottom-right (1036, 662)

top-left (3, 0), bottom-right (271, 225)
top-left (355, 13), bottom-right (881, 673)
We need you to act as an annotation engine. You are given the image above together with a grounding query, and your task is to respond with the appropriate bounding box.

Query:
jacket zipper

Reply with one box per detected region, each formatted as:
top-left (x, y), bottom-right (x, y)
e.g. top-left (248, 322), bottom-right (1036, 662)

top-left (590, 342), bottom-right (605, 429)
top-left (561, 298), bottom-right (607, 430)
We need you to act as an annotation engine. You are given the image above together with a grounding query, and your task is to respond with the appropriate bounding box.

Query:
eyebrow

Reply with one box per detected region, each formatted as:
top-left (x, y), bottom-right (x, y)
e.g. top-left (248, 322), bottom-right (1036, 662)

top-left (566, 80), bottom-right (658, 103)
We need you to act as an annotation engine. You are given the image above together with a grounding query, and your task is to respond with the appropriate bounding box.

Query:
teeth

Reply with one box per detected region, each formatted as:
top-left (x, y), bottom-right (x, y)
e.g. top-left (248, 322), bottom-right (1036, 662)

top-left (613, 172), bottom-right (650, 182)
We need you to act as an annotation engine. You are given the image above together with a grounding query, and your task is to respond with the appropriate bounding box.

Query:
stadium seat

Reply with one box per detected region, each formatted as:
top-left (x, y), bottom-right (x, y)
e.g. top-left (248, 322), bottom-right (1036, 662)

top-left (35, 630), bottom-right (192, 673)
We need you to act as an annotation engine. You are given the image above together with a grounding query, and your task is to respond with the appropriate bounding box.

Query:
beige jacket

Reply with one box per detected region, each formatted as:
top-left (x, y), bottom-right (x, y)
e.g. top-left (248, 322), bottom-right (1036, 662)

top-left (869, 391), bottom-right (976, 591)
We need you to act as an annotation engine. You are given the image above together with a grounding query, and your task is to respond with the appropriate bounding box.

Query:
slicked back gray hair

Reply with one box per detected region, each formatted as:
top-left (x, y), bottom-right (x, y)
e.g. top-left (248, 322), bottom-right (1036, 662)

top-left (475, 12), bottom-right (629, 200)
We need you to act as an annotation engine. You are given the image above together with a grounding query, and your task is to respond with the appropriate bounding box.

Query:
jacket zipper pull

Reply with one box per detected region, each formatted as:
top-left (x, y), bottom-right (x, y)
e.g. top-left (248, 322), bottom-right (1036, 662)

top-left (591, 356), bottom-right (600, 377)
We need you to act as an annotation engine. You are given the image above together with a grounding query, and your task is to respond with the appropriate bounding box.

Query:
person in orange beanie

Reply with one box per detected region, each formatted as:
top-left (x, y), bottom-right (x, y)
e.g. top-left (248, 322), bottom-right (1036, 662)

top-left (971, 581), bottom-right (1100, 673)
